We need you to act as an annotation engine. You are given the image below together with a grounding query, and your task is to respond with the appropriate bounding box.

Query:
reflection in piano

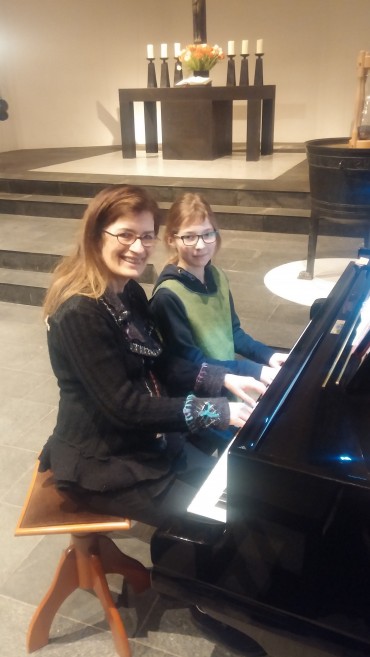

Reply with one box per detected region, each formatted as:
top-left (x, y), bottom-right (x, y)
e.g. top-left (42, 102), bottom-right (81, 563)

top-left (151, 254), bottom-right (370, 655)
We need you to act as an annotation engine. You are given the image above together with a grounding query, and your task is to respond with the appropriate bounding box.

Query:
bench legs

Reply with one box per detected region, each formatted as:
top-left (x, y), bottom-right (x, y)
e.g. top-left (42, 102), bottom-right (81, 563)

top-left (27, 533), bottom-right (151, 657)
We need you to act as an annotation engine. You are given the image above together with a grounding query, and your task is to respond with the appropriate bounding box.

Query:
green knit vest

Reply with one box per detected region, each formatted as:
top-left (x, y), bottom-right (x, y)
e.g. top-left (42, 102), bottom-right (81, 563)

top-left (155, 266), bottom-right (235, 361)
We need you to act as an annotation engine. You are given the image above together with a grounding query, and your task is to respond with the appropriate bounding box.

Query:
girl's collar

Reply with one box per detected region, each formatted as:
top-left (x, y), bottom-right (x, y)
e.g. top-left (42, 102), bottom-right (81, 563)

top-left (176, 260), bottom-right (212, 283)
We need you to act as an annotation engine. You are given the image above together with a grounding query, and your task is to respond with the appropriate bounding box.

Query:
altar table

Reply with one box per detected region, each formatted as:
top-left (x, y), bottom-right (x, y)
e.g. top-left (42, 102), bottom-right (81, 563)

top-left (118, 86), bottom-right (275, 161)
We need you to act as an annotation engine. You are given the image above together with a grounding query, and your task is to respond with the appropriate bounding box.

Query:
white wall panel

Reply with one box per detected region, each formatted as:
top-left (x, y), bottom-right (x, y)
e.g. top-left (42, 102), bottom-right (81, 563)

top-left (0, 0), bottom-right (369, 151)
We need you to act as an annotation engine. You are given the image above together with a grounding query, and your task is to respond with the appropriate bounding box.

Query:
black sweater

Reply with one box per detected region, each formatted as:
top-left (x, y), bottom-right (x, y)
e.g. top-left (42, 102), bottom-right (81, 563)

top-left (39, 281), bottom-right (229, 492)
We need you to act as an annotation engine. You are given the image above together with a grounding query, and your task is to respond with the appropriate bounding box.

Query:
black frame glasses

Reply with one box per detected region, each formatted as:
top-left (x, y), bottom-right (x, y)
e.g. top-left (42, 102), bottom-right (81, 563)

top-left (173, 230), bottom-right (218, 246)
top-left (103, 229), bottom-right (157, 248)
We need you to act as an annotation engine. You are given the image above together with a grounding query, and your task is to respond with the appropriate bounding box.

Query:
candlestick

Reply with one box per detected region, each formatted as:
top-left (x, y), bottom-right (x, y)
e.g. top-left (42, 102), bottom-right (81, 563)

top-left (147, 44), bottom-right (154, 60)
top-left (147, 58), bottom-right (157, 88)
top-left (239, 54), bottom-right (249, 86)
top-left (226, 55), bottom-right (236, 86)
top-left (254, 54), bottom-right (264, 85)
top-left (256, 39), bottom-right (264, 55)
top-left (241, 39), bottom-right (249, 55)
top-left (160, 58), bottom-right (170, 87)
top-left (174, 57), bottom-right (183, 85)
top-left (227, 40), bottom-right (235, 56)
top-left (160, 43), bottom-right (168, 59)
top-left (174, 42), bottom-right (181, 58)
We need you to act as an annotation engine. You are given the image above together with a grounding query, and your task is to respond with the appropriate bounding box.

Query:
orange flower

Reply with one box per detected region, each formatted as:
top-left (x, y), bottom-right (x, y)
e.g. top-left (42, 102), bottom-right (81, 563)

top-left (179, 43), bottom-right (225, 71)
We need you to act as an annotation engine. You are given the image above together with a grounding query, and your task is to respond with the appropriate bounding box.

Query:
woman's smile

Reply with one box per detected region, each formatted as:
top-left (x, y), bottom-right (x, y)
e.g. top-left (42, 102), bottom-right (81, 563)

top-left (101, 211), bottom-right (155, 292)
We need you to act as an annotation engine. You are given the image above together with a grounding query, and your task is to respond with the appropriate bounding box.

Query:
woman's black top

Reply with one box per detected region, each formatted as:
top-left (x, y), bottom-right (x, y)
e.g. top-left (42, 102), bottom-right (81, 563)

top-left (39, 280), bottom-right (229, 493)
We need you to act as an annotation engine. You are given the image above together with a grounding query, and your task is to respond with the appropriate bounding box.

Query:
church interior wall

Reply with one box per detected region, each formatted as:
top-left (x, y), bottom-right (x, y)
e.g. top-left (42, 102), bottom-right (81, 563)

top-left (1, 0), bottom-right (369, 153)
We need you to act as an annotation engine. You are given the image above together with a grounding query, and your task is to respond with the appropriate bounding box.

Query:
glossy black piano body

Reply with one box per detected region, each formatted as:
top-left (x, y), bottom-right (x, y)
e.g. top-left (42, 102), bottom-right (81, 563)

top-left (151, 257), bottom-right (370, 654)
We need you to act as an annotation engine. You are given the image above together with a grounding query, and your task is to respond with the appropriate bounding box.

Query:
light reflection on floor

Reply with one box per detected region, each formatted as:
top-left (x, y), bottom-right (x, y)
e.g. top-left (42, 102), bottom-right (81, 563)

top-left (264, 257), bottom-right (352, 306)
top-left (32, 149), bottom-right (306, 181)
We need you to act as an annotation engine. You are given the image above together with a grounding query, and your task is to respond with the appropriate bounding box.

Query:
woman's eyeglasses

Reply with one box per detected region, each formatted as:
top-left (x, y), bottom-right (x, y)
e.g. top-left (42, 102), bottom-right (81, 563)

top-left (103, 230), bottom-right (157, 247)
top-left (174, 230), bottom-right (218, 246)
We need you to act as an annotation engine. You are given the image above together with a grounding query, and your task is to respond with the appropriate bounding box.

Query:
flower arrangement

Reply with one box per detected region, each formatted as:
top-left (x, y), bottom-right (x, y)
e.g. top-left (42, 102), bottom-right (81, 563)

top-left (179, 43), bottom-right (225, 71)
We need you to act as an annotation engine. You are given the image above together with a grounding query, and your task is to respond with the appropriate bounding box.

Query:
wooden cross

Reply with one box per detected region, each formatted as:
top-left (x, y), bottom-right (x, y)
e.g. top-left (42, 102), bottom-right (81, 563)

top-left (192, 0), bottom-right (207, 43)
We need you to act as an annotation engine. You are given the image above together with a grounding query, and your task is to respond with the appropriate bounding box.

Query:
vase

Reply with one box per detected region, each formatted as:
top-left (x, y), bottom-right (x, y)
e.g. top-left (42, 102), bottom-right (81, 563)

top-left (193, 70), bottom-right (209, 78)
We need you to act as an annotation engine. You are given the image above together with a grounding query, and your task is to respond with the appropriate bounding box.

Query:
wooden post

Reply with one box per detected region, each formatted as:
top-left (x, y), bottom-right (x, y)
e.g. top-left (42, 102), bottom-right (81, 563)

top-left (193, 0), bottom-right (207, 44)
top-left (349, 50), bottom-right (370, 149)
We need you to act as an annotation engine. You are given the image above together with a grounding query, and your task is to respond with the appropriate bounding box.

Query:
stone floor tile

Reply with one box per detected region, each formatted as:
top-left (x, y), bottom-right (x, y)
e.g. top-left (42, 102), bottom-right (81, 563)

top-left (0, 396), bottom-right (56, 446)
top-left (0, 502), bottom-right (43, 588)
top-left (0, 446), bottom-right (37, 502)
top-left (12, 406), bottom-right (57, 455)
top-left (0, 594), bottom-right (122, 657)
top-left (0, 367), bottom-right (51, 399)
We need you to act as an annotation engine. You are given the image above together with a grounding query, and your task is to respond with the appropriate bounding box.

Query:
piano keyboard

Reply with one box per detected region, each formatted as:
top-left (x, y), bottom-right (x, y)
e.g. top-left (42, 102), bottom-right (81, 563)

top-left (187, 438), bottom-right (235, 523)
top-left (188, 364), bottom-right (291, 521)
top-left (187, 389), bottom-right (264, 522)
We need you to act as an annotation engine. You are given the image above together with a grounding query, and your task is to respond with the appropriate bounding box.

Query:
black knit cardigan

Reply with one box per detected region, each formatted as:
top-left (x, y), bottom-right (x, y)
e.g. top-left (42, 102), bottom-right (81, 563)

top-left (39, 280), bottom-right (228, 492)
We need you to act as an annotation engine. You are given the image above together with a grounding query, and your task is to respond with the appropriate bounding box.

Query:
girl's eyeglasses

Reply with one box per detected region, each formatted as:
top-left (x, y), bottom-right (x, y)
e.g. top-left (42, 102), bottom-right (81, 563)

top-left (174, 230), bottom-right (218, 246)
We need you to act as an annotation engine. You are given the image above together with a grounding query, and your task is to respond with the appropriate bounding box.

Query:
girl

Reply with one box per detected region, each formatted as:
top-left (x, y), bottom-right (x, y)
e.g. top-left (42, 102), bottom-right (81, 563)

top-left (39, 185), bottom-right (265, 527)
top-left (151, 192), bottom-right (288, 385)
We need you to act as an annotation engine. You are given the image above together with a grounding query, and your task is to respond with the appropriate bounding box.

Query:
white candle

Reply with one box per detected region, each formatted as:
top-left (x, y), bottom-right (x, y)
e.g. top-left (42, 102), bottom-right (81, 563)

top-left (227, 40), bottom-right (235, 56)
top-left (174, 42), bottom-right (181, 58)
top-left (147, 44), bottom-right (154, 59)
top-left (256, 38), bottom-right (264, 54)
top-left (161, 43), bottom-right (167, 59)
top-left (241, 39), bottom-right (249, 55)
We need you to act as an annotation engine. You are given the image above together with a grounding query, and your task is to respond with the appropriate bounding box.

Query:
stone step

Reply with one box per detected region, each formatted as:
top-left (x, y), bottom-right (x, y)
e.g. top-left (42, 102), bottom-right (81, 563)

top-left (0, 214), bottom-right (79, 256)
top-left (0, 192), bottom-right (89, 219)
top-left (0, 210), bottom-right (366, 307)
top-left (0, 263), bottom-right (157, 306)
top-left (0, 214), bottom-right (158, 305)
top-left (0, 177), bottom-right (312, 231)
top-left (1, 195), bottom-right (368, 239)
top-left (0, 173), bottom-right (310, 210)
top-left (0, 215), bottom-right (159, 305)
top-left (0, 191), bottom-right (313, 231)
top-left (0, 267), bottom-right (50, 306)
top-left (0, 249), bottom-right (61, 272)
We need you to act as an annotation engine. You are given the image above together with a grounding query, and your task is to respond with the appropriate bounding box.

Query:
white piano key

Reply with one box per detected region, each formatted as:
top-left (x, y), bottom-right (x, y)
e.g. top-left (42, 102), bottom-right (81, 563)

top-left (187, 437), bottom-right (237, 522)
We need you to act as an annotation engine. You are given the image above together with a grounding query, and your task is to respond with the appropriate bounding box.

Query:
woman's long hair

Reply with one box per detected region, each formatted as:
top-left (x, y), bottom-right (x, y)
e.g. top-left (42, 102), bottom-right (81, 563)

top-left (43, 185), bottom-right (161, 318)
top-left (164, 192), bottom-right (221, 264)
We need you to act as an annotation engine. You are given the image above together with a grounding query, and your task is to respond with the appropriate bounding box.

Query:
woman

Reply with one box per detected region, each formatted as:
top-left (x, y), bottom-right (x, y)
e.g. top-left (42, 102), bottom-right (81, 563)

top-left (39, 185), bottom-right (265, 527)
top-left (150, 192), bottom-right (288, 384)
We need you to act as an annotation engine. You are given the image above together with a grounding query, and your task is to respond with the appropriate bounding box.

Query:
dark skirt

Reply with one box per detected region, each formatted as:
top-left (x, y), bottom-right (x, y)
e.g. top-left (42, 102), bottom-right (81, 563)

top-left (74, 439), bottom-right (215, 528)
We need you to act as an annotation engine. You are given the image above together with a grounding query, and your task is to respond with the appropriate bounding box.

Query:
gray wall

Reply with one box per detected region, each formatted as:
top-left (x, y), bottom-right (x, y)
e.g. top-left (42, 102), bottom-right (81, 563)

top-left (1, 0), bottom-right (369, 152)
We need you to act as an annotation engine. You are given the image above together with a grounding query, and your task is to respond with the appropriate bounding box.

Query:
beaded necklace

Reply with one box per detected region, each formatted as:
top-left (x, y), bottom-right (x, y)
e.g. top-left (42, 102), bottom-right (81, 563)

top-left (100, 287), bottom-right (162, 358)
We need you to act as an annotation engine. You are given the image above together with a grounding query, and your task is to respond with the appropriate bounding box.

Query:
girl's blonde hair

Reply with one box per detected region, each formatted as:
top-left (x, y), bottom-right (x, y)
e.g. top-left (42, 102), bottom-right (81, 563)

top-left (164, 193), bottom-right (221, 264)
top-left (43, 185), bottom-right (160, 318)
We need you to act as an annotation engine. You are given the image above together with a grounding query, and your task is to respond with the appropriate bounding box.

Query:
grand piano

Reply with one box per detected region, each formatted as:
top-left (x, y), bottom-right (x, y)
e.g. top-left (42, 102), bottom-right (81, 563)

top-left (151, 251), bottom-right (370, 655)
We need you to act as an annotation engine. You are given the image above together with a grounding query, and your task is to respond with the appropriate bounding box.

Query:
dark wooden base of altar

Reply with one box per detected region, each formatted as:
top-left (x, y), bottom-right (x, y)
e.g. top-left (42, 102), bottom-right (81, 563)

top-left (161, 99), bottom-right (232, 160)
top-left (118, 87), bottom-right (275, 162)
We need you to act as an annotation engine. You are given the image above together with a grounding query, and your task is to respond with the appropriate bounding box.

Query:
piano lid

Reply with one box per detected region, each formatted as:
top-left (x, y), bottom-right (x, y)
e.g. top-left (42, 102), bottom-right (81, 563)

top-left (233, 259), bottom-right (370, 487)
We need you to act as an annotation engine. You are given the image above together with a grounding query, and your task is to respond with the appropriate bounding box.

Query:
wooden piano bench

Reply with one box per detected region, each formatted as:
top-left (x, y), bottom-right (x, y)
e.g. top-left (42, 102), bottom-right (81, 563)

top-left (15, 462), bottom-right (151, 657)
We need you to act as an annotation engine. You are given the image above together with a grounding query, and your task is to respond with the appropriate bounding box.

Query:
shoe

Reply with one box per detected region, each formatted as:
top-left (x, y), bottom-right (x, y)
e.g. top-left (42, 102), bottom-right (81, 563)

top-left (190, 605), bottom-right (267, 655)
